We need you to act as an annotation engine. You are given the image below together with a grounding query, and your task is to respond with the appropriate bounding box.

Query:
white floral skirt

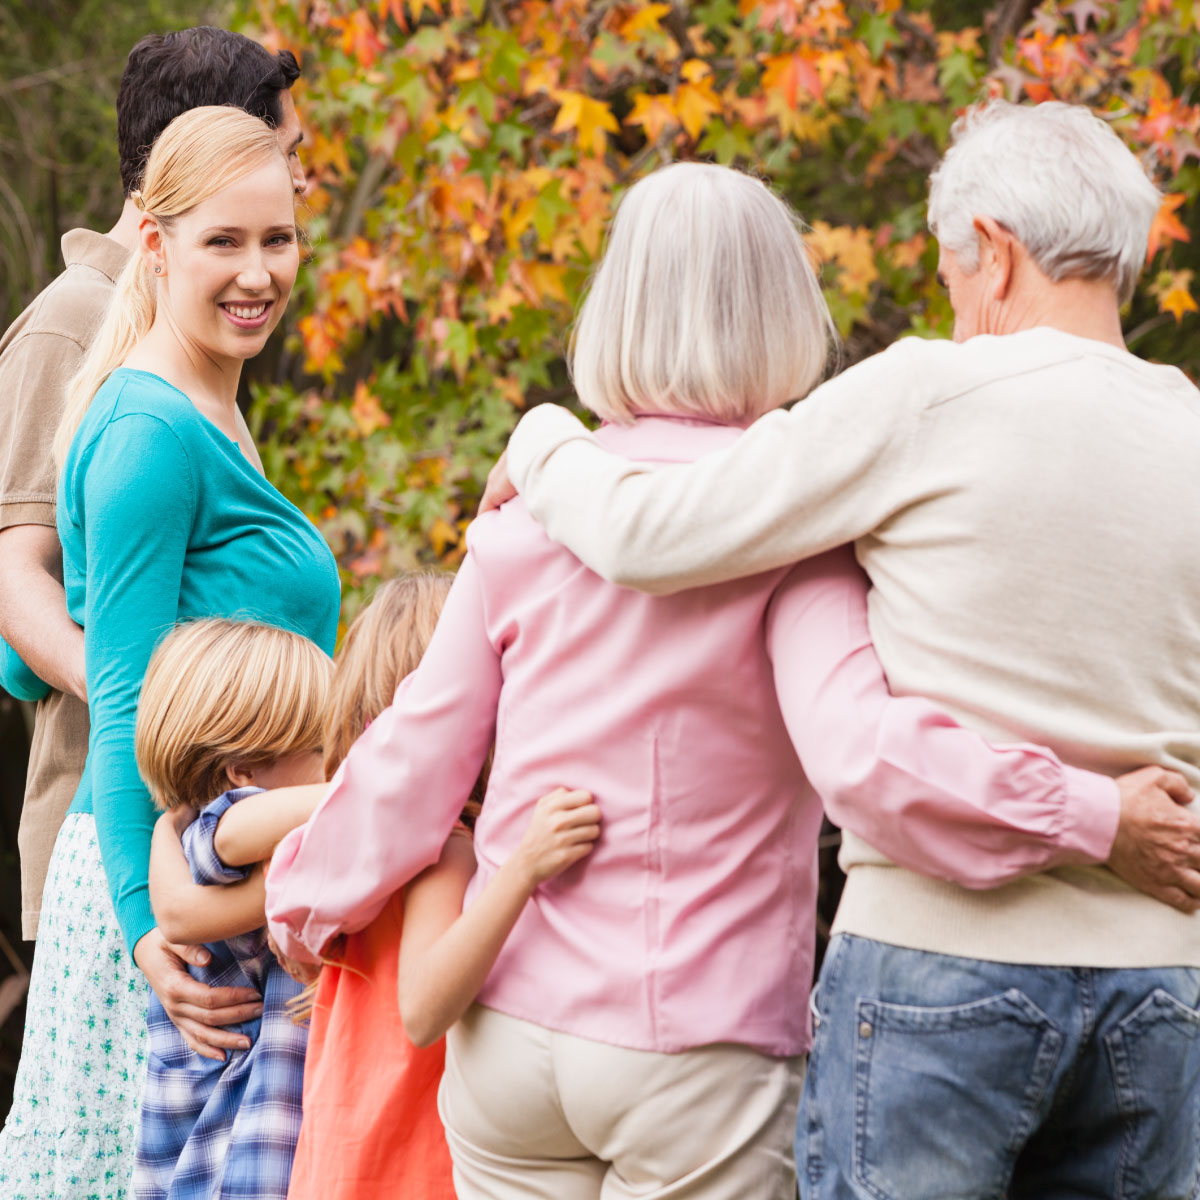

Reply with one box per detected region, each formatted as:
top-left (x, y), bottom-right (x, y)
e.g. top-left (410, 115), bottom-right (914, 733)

top-left (0, 812), bottom-right (149, 1200)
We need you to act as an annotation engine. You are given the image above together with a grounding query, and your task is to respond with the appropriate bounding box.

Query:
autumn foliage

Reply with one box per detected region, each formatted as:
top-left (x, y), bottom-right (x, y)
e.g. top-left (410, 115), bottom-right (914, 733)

top-left (233, 0), bottom-right (1200, 619)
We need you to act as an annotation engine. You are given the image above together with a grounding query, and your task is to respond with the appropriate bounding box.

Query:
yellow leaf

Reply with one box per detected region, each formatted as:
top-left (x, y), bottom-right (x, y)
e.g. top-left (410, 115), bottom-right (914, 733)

top-left (523, 57), bottom-right (559, 96)
top-left (1155, 269), bottom-right (1198, 323)
top-left (484, 281), bottom-right (525, 323)
top-left (807, 222), bottom-right (878, 296)
top-left (552, 90), bottom-right (619, 156)
top-left (627, 92), bottom-right (679, 143)
top-left (680, 58), bottom-right (712, 83)
top-left (503, 196), bottom-right (538, 245)
top-left (527, 261), bottom-right (569, 303)
top-left (620, 3), bottom-right (672, 39)
top-left (578, 213), bottom-right (607, 258)
top-left (429, 516), bottom-right (459, 557)
top-left (676, 77), bottom-right (721, 139)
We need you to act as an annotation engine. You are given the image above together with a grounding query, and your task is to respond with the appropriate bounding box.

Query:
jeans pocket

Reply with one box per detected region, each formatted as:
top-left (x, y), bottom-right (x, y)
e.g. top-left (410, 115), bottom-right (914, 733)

top-left (1106, 987), bottom-right (1200, 1200)
top-left (852, 988), bottom-right (1062, 1200)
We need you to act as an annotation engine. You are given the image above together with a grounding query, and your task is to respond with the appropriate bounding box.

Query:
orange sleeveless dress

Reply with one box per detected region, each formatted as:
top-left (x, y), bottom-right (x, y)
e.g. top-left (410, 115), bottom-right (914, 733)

top-left (286, 892), bottom-right (456, 1199)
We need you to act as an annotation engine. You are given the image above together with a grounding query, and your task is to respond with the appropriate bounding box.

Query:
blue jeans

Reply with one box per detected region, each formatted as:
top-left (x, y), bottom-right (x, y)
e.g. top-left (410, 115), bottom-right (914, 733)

top-left (798, 934), bottom-right (1200, 1200)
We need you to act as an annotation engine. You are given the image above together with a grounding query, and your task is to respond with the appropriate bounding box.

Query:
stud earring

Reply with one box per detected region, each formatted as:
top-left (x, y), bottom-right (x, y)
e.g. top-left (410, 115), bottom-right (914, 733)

top-left (154, 266), bottom-right (162, 274)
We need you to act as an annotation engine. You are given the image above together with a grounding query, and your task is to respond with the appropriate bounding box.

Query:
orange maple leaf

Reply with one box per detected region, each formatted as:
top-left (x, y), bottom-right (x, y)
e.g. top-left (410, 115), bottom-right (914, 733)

top-left (763, 51), bottom-right (824, 107)
top-left (338, 10), bottom-right (385, 69)
top-left (350, 380), bottom-right (391, 437)
top-left (1147, 193), bottom-right (1191, 262)
top-left (627, 92), bottom-right (679, 143)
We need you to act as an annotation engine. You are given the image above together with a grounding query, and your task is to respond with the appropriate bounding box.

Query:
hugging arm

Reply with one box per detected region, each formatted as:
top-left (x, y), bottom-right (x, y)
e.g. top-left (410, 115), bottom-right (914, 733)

top-left (266, 549), bottom-right (503, 963)
top-left (213, 784), bottom-right (328, 867)
top-left (502, 345), bottom-right (922, 594)
top-left (149, 810), bottom-right (267, 945)
top-left (398, 789), bottom-right (599, 1047)
top-left (79, 414), bottom-right (260, 1052)
top-left (0, 331), bottom-right (88, 702)
top-left (765, 547), bottom-right (1125, 889)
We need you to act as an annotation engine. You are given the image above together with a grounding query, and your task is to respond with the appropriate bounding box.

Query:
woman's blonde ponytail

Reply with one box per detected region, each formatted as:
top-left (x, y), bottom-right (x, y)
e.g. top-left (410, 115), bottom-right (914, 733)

top-left (53, 105), bottom-right (289, 471)
top-left (55, 253), bottom-right (156, 469)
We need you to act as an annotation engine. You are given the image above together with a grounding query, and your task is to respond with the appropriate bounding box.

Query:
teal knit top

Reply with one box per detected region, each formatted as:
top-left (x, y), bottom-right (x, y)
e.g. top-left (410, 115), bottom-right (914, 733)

top-left (58, 368), bottom-right (340, 954)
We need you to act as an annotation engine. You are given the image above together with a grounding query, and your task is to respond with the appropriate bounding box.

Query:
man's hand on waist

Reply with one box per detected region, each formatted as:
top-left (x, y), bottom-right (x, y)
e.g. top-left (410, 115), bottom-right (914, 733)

top-left (1107, 766), bottom-right (1200, 913)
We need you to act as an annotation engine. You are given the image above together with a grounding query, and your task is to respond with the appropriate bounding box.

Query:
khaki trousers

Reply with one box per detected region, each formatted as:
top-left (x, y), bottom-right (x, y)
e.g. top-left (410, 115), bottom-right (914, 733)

top-left (439, 1005), bottom-right (804, 1200)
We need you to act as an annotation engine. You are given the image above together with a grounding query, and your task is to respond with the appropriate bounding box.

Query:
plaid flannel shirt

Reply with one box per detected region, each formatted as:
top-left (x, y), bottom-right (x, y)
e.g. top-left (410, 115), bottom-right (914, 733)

top-left (133, 788), bottom-right (308, 1200)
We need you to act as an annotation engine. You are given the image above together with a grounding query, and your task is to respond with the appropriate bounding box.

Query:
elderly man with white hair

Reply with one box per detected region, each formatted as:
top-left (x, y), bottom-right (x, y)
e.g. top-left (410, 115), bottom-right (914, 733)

top-left (480, 100), bottom-right (1200, 1197)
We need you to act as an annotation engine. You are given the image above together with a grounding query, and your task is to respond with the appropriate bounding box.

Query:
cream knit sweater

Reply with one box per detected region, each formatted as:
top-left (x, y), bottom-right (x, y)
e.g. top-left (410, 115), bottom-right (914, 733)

top-left (506, 328), bottom-right (1200, 967)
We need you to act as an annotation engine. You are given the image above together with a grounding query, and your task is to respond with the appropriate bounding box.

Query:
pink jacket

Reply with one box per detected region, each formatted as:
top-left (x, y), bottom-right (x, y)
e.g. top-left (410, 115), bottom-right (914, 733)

top-left (266, 416), bottom-right (1118, 1056)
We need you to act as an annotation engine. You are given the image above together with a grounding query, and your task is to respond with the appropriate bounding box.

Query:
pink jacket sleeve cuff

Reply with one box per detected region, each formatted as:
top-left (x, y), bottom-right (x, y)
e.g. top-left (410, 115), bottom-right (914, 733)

top-left (1057, 765), bottom-right (1121, 865)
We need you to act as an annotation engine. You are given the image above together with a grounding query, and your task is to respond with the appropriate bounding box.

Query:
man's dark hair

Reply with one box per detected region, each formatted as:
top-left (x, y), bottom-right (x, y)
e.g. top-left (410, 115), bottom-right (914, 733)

top-left (117, 27), bottom-right (300, 195)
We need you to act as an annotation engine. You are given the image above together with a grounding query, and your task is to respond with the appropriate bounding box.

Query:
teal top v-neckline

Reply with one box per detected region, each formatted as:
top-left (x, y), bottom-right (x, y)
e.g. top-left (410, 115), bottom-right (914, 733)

top-left (57, 367), bottom-right (341, 952)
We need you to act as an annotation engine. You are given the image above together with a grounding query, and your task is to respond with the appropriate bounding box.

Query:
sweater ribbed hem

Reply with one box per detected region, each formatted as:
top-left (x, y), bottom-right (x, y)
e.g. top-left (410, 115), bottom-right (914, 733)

top-left (832, 861), bottom-right (1200, 968)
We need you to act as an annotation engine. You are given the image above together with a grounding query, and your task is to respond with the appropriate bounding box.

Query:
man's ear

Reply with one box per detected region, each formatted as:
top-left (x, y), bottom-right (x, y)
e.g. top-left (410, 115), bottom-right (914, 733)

top-left (139, 214), bottom-right (167, 277)
top-left (973, 215), bottom-right (1016, 302)
top-left (224, 762), bottom-right (257, 789)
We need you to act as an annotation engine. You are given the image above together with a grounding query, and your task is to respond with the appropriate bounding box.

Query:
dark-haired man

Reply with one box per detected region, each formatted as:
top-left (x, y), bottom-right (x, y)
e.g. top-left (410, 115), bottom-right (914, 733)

top-left (0, 25), bottom-right (304, 1059)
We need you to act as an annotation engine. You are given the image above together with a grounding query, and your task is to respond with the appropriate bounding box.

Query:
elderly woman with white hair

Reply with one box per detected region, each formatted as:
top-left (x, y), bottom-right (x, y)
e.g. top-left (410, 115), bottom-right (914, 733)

top-left (476, 102), bottom-right (1200, 1196)
top-left (263, 156), bottom-right (1151, 1199)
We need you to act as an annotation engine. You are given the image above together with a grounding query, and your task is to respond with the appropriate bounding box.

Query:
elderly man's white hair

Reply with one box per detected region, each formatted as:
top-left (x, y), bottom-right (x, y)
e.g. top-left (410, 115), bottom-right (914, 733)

top-left (927, 100), bottom-right (1161, 304)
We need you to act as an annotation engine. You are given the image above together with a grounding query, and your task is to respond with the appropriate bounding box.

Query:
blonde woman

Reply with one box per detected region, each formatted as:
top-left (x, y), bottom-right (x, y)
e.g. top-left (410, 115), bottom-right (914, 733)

top-left (266, 163), bottom-right (1124, 1200)
top-left (0, 107), bottom-right (339, 1199)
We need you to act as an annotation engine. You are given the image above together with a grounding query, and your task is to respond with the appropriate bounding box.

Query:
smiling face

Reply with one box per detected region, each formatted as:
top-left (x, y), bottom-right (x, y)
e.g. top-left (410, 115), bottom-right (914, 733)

top-left (149, 158), bottom-right (300, 366)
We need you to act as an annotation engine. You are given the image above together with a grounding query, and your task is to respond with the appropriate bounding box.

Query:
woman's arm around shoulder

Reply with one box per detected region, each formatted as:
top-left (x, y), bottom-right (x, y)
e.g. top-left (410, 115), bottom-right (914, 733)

top-left (502, 345), bottom-right (925, 593)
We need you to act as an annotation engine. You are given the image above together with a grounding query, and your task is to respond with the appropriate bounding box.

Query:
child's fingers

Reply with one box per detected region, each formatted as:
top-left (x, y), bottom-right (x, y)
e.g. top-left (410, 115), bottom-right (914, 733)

top-left (559, 820), bottom-right (600, 841)
top-left (542, 787), bottom-right (593, 810)
top-left (555, 803), bottom-right (602, 830)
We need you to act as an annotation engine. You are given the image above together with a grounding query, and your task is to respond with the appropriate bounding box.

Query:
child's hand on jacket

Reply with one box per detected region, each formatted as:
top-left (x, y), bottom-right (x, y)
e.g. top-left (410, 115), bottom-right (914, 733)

top-left (513, 788), bottom-right (600, 888)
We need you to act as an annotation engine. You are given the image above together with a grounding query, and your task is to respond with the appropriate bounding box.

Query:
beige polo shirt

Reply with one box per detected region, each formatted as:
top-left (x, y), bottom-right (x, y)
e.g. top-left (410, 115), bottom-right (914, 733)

top-left (0, 228), bottom-right (129, 938)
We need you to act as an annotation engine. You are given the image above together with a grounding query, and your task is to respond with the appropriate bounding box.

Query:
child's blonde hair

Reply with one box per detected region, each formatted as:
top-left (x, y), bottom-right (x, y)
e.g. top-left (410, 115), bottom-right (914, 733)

top-left (323, 572), bottom-right (455, 777)
top-left (136, 618), bottom-right (333, 811)
top-left (292, 571), bottom-right (484, 1022)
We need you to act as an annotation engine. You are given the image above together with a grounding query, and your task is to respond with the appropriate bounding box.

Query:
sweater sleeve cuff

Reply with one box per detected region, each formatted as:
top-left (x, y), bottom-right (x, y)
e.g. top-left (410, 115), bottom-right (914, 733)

top-left (0, 637), bottom-right (51, 702)
top-left (1058, 766), bottom-right (1121, 864)
top-left (508, 405), bottom-right (591, 494)
top-left (121, 889), bottom-right (158, 960)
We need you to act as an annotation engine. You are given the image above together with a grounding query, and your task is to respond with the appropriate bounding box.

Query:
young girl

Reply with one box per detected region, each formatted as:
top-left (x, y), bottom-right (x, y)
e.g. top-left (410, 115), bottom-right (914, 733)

top-left (145, 578), bottom-right (599, 1200)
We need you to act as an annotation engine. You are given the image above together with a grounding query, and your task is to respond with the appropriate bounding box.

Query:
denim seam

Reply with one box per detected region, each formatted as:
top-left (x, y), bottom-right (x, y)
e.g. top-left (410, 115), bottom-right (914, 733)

top-left (1106, 987), bottom-right (1200, 1200)
top-left (805, 937), bottom-right (850, 1191)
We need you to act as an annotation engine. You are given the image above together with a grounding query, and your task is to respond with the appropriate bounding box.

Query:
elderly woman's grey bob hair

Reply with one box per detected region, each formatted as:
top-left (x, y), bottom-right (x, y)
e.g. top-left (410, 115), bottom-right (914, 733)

top-left (928, 99), bottom-right (1161, 305)
top-left (569, 162), bottom-right (837, 426)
